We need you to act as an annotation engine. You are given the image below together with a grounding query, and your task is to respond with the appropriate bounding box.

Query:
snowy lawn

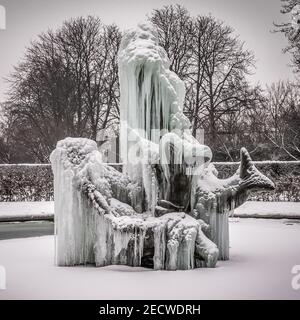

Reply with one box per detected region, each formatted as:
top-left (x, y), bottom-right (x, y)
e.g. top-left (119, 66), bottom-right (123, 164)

top-left (0, 201), bottom-right (299, 221)
top-left (234, 201), bottom-right (300, 219)
top-left (0, 219), bottom-right (299, 299)
top-left (0, 202), bottom-right (53, 221)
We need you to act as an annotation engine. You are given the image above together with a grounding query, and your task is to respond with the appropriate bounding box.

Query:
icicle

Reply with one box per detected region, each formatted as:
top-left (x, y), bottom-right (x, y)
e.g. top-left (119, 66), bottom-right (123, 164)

top-left (113, 229), bottom-right (131, 264)
top-left (166, 239), bottom-right (179, 270)
top-left (153, 223), bottom-right (166, 270)
top-left (215, 212), bottom-right (230, 260)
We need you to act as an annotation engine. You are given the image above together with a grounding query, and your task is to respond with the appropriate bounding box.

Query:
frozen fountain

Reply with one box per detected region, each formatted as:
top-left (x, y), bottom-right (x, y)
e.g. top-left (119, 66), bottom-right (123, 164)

top-left (50, 23), bottom-right (275, 269)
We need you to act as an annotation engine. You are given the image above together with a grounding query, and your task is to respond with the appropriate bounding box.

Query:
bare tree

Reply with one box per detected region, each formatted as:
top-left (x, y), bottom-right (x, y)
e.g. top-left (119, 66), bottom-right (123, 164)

top-left (4, 16), bottom-right (121, 162)
top-left (151, 5), bottom-right (257, 158)
top-left (150, 5), bottom-right (194, 79)
top-left (275, 0), bottom-right (300, 73)
top-left (261, 81), bottom-right (300, 160)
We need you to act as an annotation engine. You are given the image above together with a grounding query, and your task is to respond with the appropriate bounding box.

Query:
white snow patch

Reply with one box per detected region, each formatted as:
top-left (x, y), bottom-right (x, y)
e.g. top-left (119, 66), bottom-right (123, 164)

top-left (234, 201), bottom-right (300, 219)
top-left (0, 201), bottom-right (299, 220)
top-left (0, 219), bottom-right (299, 299)
top-left (0, 201), bottom-right (54, 221)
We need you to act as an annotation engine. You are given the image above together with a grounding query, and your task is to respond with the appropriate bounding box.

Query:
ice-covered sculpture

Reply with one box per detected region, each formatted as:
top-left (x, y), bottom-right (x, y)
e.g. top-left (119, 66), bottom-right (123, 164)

top-left (50, 23), bottom-right (275, 269)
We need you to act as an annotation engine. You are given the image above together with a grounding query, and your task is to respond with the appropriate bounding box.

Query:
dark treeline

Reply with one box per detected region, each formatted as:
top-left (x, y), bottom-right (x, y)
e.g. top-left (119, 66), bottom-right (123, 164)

top-left (0, 3), bottom-right (299, 163)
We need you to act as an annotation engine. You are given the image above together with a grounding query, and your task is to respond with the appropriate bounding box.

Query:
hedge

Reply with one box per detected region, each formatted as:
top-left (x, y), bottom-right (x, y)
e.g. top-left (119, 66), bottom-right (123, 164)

top-left (0, 164), bottom-right (53, 202)
top-left (0, 162), bottom-right (299, 202)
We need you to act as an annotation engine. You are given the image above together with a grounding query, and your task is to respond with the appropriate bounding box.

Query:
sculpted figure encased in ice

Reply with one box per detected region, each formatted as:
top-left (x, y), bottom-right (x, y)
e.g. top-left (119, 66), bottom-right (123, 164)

top-left (50, 23), bottom-right (275, 269)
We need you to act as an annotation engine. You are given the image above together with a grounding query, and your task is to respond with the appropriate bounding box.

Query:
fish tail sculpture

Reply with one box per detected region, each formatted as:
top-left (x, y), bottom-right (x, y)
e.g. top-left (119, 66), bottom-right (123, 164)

top-left (193, 147), bottom-right (275, 260)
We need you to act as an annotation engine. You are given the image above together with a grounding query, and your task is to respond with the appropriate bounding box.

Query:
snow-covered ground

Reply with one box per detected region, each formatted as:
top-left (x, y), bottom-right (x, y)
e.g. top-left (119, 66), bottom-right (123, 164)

top-left (0, 202), bottom-right (53, 221)
top-left (0, 201), bottom-right (299, 221)
top-left (0, 219), bottom-right (299, 299)
top-left (234, 201), bottom-right (300, 219)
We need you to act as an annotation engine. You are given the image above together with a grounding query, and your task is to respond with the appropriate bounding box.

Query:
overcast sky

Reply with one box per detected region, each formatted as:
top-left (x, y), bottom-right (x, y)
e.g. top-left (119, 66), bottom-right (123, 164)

top-left (0, 0), bottom-right (295, 102)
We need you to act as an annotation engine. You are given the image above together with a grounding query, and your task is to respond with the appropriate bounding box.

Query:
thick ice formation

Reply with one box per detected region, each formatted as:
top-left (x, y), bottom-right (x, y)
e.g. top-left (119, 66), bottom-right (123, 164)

top-left (118, 23), bottom-right (187, 144)
top-left (50, 137), bottom-right (218, 268)
top-left (118, 23), bottom-right (211, 213)
top-left (50, 23), bottom-right (275, 269)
